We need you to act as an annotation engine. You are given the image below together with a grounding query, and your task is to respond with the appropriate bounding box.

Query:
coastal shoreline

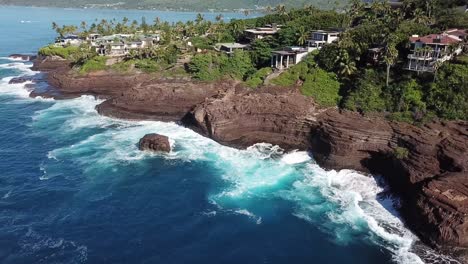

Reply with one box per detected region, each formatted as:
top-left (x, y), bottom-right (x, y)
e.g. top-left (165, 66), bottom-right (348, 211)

top-left (14, 54), bottom-right (468, 263)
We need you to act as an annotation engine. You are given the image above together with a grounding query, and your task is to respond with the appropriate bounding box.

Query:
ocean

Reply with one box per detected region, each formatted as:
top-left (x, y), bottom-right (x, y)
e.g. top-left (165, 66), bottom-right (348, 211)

top-left (0, 5), bottom-right (457, 264)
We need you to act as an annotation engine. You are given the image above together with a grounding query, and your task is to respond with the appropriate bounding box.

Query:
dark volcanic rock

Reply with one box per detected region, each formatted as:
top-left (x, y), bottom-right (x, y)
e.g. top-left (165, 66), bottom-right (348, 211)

top-left (9, 76), bottom-right (33, 84)
top-left (184, 87), bottom-right (320, 151)
top-left (97, 79), bottom-right (231, 121)
top-left (406, 172), bottom-right (468, 248)
top-left (311, 110), bottom-right (468, 254)
top-left (31, 56), bottom-right (71, 72)
top-left (138, 134), bottom-right (171, 153)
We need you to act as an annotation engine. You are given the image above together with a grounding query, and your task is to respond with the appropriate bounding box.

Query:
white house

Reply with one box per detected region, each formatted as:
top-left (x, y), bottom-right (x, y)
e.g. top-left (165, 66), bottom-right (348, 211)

top-left (271, 47), bottom-right (311, 70)
top-left (55, 34), bottom-right (84, 47)
top-left (406, 29), bottom-right (466, 72)
top-left (307, 30), bottom-right (341, 50)
top-left (244, 24), bottom-right (280, 41)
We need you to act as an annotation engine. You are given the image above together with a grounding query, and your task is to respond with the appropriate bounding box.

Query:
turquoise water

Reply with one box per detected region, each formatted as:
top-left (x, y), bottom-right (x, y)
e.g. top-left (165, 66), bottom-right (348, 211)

top-left (0, 6), bottom-right (453, 264)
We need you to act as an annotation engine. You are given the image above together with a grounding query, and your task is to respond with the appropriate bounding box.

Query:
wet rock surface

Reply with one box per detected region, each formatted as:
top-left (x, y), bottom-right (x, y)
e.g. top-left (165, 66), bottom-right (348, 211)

top-left (138, 134), bottom-right (171, 153)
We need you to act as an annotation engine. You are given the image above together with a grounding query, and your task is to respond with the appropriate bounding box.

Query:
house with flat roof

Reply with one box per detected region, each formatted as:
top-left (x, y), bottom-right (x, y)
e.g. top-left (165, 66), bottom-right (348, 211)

top-left (215, 43), bottom-right (249, 54)
top-left (91, 33), bottom-right (161, 56)
top-left (307, 30), bottom-right (341, 50)
top-left (271, 47), bottom-right (311, 70)
top-left (244, 24), bottom-right (280, 41)
top-left (406, 29), bottom-right (466, 73)
top-left (55, 34), bottom-right (84, 47)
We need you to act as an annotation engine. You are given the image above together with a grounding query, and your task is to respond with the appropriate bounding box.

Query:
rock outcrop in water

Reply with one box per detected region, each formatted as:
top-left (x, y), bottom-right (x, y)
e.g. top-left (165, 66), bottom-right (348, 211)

top-left (139, 134), bottom-right (171, 153)
top-left (30, 58), bottom-right (468, 259)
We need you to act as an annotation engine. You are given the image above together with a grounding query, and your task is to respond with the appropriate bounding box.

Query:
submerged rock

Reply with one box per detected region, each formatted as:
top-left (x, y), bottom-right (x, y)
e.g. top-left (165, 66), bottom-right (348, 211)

top-left (138, 134), bottom-right (171, 153)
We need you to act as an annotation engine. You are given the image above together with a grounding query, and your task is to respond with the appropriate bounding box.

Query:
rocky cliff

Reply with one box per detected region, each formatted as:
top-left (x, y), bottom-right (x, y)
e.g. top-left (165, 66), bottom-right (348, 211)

top-left (29, 58), bottom-right (468, 259)
top-left (184, 86), bottom-right (320, 150)
top-left (311, 110), bottom-right (468, 256)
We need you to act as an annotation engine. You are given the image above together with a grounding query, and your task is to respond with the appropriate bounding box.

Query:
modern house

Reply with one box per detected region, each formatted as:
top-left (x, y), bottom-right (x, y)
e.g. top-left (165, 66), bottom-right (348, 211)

top-left (406, 29), bottom-right (466, 73)
top-left (90, 33), bottom-right (161, 56)
top-left (215, 43), bottom-right (249, 54)
top-left (271, 46), bottom-right (310, 70)
top-left (307, 30), bottom-right (341, 50)
top-left (55, 34), bottom-right (84, 47)
top-left (244, 24), bottom-right (280, 41)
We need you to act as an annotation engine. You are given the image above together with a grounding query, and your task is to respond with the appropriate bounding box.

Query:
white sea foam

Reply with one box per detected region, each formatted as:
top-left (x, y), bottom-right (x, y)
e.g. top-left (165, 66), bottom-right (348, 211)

top-left (234, 209), bottom-right (262, 225)
top-left (0, 56), bottom-right (28, 61)
top-left (19, 227), bottom-right (87, 263)
top-left (0, 62), bottom-right (35, 75)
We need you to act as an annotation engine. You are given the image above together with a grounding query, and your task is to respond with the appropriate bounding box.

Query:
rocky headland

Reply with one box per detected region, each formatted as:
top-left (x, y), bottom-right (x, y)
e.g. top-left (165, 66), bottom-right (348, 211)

top-left (27, 55), bottom-right (468, 261)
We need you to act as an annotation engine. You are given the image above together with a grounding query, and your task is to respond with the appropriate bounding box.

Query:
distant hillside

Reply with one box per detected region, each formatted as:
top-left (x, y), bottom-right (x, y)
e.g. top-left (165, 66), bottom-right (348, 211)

top-left (0, 0), bottom-right (348, 11)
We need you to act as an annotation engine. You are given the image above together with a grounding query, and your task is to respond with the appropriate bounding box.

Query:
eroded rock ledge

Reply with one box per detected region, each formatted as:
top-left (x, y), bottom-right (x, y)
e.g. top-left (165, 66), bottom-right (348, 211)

top-left (29, 58), bottom-right (468, 259)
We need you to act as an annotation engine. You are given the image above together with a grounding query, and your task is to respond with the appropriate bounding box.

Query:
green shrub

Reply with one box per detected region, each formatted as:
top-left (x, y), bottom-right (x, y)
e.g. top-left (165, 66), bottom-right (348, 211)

top-left (79, 56), bottom-right (107, 74)
top-left (188, 52), bottom-right (224, 81)
top-left (111, 60), bottom-right (135, 73)
top-left (38, 45), bottom-right (82, 59)
top-left (394, 147), bottom-right (409, 160)
top-left (301, 68), bottom-right (341, 107)
top-left (270, 61), bottom-right (309, 86)
top-left (134, 59), bottom-right (160, 73)
top-left (388, 112), bottom-right (415, 124)
top-left (245, 67), bottom-right (272, 88)
top-left (343, 70), bottom-right (386, 113)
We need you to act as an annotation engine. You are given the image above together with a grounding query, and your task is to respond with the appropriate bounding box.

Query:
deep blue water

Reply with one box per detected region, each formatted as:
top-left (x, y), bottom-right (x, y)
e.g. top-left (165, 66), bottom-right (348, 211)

top-left (0, 6), bottom-right (452, 264)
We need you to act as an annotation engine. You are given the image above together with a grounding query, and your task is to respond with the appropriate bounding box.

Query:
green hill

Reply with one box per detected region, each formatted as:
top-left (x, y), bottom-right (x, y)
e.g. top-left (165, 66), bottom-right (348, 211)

top-left (0, 0), bottom-right (348, 11)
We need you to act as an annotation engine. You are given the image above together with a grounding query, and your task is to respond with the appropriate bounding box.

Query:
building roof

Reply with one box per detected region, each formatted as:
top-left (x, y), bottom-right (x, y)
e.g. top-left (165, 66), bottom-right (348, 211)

top-left (311, 29), bottom-right (342, 34)
top-left (409, 34), bottom-right (461, 45)
top-left (273, 46), bottom-right (308, 55)
top-left (218, 43), bottom-right (248, 49)
top-left (445, 29), bottom-right (468, 38)
top-left (244, 28), bottom-right (278, 35)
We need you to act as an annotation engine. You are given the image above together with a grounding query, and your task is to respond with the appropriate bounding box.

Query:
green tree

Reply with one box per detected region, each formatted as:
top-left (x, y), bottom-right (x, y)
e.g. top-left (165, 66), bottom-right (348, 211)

top-left (426, 63), bottom-right (468, 120)
top-left (344, 69), bottom-right (386, 113)
top-left (249, 38), bottom-right (274, 68)
top-left (301, 68), bottom-right (342, 107)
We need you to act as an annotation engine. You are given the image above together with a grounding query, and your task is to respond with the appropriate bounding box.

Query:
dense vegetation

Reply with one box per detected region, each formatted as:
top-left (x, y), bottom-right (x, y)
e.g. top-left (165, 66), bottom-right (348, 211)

top-left (43, 0), bottom-right (467, 121)
top-left (0, 0), bottom-right (347, 11)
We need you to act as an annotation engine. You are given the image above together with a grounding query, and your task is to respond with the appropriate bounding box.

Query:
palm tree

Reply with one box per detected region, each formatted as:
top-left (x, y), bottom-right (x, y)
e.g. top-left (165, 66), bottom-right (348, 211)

top-left (297, 27), bottom-right (309, 46)
top-left (80, 21), bottom-right (87, 32)
top-left (51, 22), bottom-right (58, 31)
top-left (383, 41), bottom-right (398, 87)
top-left (195, 13), bottom-right (204, 24)
top-left (335, 50), bottom-right (357, 77)
top-left (274, 4), bottom-right (287, 16)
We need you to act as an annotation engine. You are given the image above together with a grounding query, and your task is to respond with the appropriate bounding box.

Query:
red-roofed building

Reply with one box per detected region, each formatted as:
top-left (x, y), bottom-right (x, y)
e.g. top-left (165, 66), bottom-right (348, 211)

top-left (406, 29), bottom-right (466, 73)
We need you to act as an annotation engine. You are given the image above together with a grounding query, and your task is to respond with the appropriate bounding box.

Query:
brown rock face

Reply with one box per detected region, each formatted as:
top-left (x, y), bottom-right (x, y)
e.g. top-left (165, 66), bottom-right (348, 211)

top-left (184, 87), bottom-right (320, 150)
top-left (31, 56), bottom-right (71, 72)
top-left (96, 79), bottom-right (230, 121)
top-left (47, 71), bottom-right (151, 98)
top-left (311, 110), bottom-right (468, 253)
top-left (138, 134), bottom-right (171, 153)
top-left (407, 172), bottom-right (468, 248)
